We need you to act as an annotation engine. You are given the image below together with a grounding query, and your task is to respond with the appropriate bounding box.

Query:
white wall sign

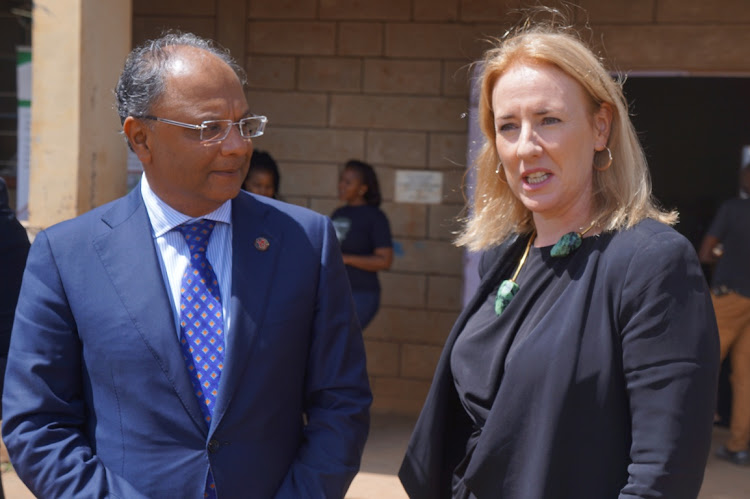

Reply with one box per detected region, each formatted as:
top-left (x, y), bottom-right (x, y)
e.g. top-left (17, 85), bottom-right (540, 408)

top-left (394, 170), bottom-right (443, 204)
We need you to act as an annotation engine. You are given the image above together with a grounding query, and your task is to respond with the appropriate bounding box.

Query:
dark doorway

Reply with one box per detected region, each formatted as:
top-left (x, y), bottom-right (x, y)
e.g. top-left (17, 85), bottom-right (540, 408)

top-left (623, 77), bottom-right (750, 249)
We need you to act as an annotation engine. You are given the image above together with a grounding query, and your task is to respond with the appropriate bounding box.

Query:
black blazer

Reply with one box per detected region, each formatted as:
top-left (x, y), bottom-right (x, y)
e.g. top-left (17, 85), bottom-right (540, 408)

top-left (400, 219), bottom-right (719, 499)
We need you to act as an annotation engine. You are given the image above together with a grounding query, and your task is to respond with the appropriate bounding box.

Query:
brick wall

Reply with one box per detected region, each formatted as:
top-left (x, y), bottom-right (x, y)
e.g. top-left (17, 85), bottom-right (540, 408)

top-left (244, 1), bottom-right (478, 416)
top-left (132, 0), bottom-right (750, 415)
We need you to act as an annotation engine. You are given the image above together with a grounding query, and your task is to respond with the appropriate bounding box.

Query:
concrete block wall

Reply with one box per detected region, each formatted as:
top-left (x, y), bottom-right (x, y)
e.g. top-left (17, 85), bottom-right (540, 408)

top-left (134, 0), bottom-right (473, 416)
top-left (243, 1), bottom-right (479, 415)
top-left (131, 0), bottom-right (750, 415)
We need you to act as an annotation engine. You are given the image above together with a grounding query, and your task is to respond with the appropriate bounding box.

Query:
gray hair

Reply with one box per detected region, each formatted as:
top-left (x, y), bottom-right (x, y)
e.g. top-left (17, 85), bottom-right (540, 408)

top-left (115, 31), bottom-right (246, 126)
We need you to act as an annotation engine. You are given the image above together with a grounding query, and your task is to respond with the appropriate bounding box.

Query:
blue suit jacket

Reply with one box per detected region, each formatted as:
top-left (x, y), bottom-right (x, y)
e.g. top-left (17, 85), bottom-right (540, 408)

top-left (2, 187), bottom-right (372, 498)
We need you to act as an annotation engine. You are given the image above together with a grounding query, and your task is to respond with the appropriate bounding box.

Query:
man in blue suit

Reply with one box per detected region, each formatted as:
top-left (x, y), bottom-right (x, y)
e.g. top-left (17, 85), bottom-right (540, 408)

top-left (2, 32), bottom-right (371, 498)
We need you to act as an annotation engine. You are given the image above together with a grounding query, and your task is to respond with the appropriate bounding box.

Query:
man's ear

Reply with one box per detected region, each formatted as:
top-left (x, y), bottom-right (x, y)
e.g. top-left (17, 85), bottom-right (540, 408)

top-left (123, 116), bottom-right (152, 165)
top-left (593, 102), bottom-right (613, 150)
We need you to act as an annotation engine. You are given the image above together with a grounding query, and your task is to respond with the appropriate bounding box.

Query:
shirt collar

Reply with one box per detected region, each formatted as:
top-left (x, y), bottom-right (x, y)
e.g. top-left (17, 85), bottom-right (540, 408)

top-left (140, 173), bottom-right (232, 238)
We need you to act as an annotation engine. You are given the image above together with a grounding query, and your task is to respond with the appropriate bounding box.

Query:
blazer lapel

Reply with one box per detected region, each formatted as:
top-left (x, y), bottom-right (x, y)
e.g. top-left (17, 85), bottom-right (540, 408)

top-left (210, 194), bottom-right (282, 431)
top-left (93, 187), bottom-right (207, 433)
top-left (401, 234), bottom-right (525, 494)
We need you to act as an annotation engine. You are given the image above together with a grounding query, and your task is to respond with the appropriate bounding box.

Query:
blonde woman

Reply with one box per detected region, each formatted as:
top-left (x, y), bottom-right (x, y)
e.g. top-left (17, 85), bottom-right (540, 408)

top-left (400, 14), bottom-right (719, 499)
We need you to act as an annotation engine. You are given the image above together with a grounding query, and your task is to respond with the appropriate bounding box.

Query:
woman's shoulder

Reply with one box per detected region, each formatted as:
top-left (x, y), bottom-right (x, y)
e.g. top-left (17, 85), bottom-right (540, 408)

top-left (371, 205), bottom-right (390, 220)
top-left (358, 204), bottom-right (390, 222)
top-left (609, 219), bottom-right (690, 251)
top-left (602, 218), bottom-right (698, 275)
top-left (332, 204), bottom-right (383, 215)
top-left (330, 205), bottom-right (347, 217)
top-left (364, 204), bottom-right (387, 214)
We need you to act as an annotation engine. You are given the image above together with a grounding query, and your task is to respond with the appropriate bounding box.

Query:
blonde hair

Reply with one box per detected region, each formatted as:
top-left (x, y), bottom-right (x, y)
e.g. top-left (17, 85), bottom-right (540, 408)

top-left (457, 19), bottom-right (677, 252)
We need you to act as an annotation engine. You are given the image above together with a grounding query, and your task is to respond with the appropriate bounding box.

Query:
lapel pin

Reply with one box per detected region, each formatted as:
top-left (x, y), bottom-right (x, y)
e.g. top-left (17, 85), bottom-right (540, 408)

top-left (254, 237), bottom-right (270, 251)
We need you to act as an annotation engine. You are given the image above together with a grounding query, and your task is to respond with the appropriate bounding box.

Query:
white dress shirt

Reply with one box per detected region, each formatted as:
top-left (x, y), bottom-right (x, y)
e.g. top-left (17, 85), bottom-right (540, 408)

top-left (140, 174), bottom-right (233, 338)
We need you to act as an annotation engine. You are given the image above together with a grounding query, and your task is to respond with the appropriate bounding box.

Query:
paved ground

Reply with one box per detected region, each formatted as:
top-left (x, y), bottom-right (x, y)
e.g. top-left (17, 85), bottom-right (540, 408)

top-left (346, 414), bottom-right (750, 499)
top-left (3, 414), bottom-right (749, 498)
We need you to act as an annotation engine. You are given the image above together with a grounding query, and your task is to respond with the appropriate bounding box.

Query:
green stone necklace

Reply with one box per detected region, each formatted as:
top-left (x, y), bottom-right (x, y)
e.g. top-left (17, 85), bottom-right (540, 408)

top-left (550, 220), bottom-right (597, 257)
top-left (495, 232), bottom-right (535, 315)
top-left (495, 221), bottom-right (597, 316)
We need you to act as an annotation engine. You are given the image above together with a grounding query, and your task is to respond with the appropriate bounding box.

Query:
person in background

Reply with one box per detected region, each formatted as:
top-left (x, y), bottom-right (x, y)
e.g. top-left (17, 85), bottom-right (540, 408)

top-left (699, 165), bottom-right (750, 466)
top-left (2, 32), bottom-right (371, 498)
top-left (0, 177), bottom-right (31, 499)
top-left (399, 11), bottom-right (719, 498)
top-left (331, 160), bottom-right (393, 330)
top-left (243, 149), bottom-right (280, 199)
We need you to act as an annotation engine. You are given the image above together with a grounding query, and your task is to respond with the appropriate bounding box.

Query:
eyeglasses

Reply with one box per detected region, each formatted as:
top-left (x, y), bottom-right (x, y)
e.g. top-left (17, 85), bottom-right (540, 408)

top-left (141, 115), bottom-right (268, 142)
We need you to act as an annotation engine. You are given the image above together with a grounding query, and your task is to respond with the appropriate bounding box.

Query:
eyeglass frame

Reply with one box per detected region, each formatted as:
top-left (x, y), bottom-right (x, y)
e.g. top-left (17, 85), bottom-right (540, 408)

top-left (139, 114), bottom-right (268, 142)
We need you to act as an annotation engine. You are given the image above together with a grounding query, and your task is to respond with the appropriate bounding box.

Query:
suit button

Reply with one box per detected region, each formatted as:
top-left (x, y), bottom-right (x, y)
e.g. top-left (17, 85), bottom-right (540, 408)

top-left (207, 439), bottom-right (220, 454)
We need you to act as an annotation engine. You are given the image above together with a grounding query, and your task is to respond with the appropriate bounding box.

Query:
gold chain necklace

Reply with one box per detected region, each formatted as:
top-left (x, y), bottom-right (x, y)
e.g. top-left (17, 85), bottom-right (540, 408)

top-left (495, 220), bottom-right (597, 316)
top-left (495, 232), bottom-right (535, 315)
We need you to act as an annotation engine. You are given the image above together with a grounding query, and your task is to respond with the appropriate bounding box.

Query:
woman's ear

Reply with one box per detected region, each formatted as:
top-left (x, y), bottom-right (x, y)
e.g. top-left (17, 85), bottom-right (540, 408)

top-left (123, 116), bottom-right (152, 165)
top-left (593, 102), bottom-right (613, 150)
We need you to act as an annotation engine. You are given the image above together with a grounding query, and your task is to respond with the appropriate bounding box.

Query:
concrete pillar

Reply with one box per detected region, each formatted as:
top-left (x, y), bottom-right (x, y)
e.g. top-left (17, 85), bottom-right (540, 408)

top-left (28, 0), bottom-right (131, 228)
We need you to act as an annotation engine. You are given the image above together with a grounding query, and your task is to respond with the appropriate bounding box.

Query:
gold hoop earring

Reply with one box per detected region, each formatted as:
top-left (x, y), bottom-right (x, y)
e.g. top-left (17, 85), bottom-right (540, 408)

top-left (594, 147), bottom-right (613, 172)
top-left (494, 161), bottom-right (507, 185)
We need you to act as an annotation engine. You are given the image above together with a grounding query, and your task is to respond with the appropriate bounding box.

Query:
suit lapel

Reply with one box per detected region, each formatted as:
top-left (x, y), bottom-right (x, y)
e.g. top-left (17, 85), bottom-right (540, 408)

top-left (93, 187), bottom-right (207, 433)
top-left (211, 193), bottom-right (282, 431)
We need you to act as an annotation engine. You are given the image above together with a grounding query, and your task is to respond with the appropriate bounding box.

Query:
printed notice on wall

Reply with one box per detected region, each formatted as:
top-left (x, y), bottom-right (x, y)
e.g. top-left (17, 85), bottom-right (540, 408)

top-left (394, 170), bottom-right (443, 204)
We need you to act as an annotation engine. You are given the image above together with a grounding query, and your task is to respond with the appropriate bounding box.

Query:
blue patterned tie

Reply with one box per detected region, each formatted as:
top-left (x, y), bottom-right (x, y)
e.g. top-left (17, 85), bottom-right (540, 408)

top-left (177, 219), bottom-right (224, 499)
